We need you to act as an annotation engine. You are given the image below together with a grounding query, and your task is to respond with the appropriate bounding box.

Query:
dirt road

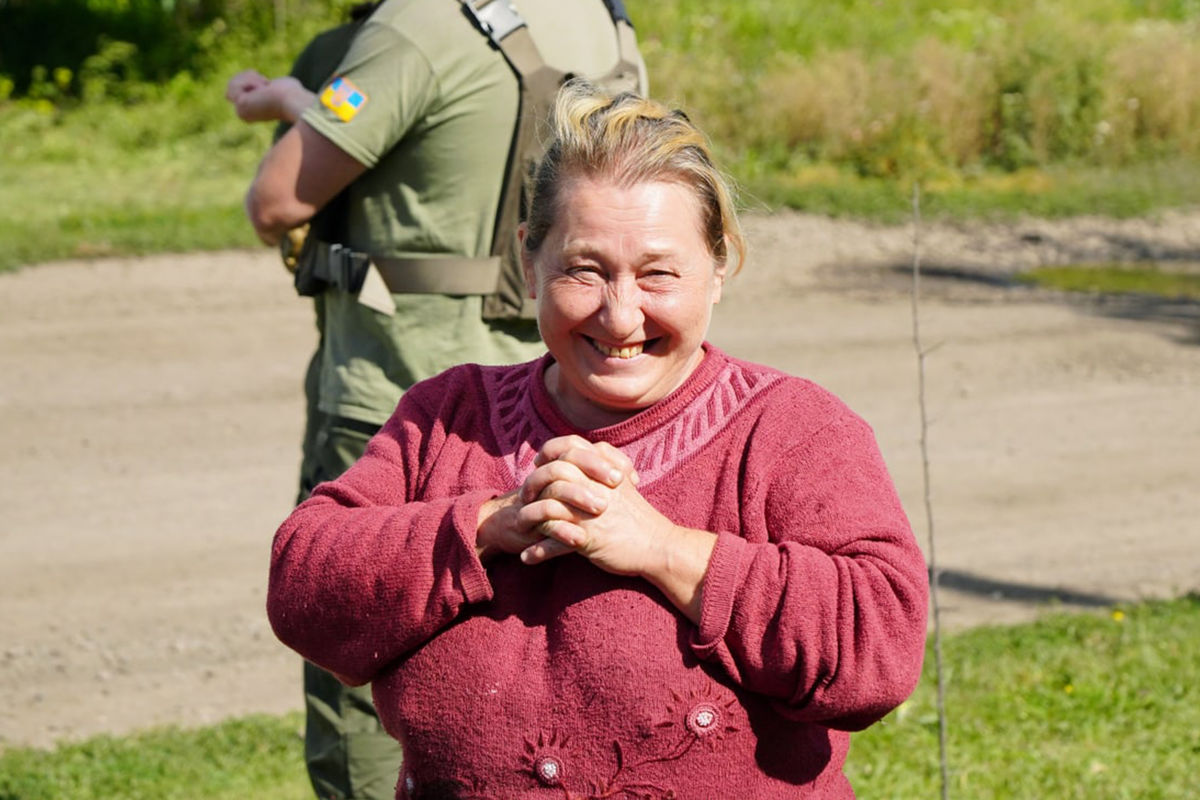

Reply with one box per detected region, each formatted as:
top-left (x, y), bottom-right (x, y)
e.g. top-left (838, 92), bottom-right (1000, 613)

top-left (2, 211), bottom-right (1198, 749)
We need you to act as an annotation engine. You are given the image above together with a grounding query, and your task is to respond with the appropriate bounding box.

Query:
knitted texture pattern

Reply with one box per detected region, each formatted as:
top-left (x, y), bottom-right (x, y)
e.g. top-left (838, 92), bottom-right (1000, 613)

top-left (269, 345), bottom-right (929, 799)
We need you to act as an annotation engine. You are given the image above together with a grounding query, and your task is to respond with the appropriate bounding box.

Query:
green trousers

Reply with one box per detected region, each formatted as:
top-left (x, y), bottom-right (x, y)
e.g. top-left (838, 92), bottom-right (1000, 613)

top-left (297, 346), bottom-right (403, 800)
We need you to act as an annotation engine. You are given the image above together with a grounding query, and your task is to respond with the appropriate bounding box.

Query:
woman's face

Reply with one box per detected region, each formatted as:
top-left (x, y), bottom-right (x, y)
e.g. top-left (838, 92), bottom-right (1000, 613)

top-left (521, 174), bottom-right (726, 429)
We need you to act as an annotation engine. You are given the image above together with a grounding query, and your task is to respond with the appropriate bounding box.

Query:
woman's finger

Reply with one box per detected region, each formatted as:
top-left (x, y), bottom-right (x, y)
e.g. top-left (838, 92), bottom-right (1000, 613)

top-left (592, 440), bottom-right (639, 485)
top-left (536, 436), bottom-right (626, 488)
top-left (516, 496), bottom-right (599, 532)
top-left (538, 477), bottom-right (608, 516)
top-left (520, 522), bottom-right (583, 565)
top-left (522, 458), bottom-right (584, 502)
top-left (532, 435), bottom-right (593, 466)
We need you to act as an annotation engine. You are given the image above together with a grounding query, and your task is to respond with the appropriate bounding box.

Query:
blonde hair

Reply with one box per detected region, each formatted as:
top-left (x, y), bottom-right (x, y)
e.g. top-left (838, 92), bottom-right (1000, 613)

top-left (523, 80), bottom-right (745, 274)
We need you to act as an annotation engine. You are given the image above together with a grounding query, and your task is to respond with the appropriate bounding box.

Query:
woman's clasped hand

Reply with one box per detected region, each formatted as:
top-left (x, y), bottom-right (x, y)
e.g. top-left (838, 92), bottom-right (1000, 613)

top-left (479, 434), bottom-right (717, 622)
top-left (480, 435), bottom-right (643, 565)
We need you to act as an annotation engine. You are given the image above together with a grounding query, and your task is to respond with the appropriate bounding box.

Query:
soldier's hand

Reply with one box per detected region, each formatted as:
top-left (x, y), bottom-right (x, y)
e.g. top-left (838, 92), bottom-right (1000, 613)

top-left (234, 77), bottom-right (313, 125)
top-left (226, 70), bottom-right (269, 105)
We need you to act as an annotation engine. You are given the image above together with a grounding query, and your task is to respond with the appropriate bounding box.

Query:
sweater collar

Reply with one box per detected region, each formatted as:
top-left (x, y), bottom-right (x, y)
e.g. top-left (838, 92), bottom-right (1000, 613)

top-left (529, 342), bottom-right (729, 446)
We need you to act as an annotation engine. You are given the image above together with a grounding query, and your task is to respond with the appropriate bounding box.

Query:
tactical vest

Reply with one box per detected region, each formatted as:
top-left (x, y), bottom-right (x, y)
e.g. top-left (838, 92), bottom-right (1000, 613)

top-left (292, 0), bottom-right (643, 320)
top-left (465, 0), bottom-right (642, 319)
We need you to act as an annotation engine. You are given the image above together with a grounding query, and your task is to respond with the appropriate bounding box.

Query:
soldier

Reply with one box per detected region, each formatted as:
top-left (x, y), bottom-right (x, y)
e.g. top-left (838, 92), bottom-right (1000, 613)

top-left (227, 2), bottom-right (379, 519)
top-left (234, 2), bottom-right (646, 798)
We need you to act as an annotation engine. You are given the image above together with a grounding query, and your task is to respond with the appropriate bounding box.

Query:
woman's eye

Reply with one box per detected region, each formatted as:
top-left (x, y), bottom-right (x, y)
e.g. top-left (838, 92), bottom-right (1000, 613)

top-left (642, 269), bottom-right (678, 280)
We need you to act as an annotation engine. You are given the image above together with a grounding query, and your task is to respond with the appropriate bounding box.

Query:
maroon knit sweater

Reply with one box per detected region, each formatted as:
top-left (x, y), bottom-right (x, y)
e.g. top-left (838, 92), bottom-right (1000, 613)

top-left (268, 345), bottom-right (928, 799)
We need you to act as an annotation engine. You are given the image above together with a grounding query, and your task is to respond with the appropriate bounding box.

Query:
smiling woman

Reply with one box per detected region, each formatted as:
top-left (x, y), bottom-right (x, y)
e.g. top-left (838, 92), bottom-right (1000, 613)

top-left (516, 85), bottom-right (744, 431)
top-left (521, 177), bottom-right (727, 429)
top-left (267, 80), bottom-right (929, 799)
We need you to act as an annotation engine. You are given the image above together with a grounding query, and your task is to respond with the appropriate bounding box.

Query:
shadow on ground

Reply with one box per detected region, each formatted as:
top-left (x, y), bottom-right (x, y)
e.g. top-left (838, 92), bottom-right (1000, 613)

top-left (885, 260), bottom-right (1200, 346)
top-left (934, 567), bottom-right (1122, 610)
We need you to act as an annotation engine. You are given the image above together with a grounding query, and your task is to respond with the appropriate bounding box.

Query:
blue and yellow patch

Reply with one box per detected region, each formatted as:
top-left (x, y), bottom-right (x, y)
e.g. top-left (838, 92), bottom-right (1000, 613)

top-left (321, 76), bottom-right (368, 122)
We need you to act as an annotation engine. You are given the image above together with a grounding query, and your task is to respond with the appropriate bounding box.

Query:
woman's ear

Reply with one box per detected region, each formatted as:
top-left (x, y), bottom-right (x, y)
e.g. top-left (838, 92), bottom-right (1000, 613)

top-left (711, 238), bottom-right (730, 304)
top-left (518, 223), bottom-right (537, 299)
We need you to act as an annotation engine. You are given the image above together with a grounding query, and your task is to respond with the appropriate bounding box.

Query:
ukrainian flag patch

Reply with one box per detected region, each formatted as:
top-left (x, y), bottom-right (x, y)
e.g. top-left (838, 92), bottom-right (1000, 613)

top-left (321, 76), bottom-right (368, 122)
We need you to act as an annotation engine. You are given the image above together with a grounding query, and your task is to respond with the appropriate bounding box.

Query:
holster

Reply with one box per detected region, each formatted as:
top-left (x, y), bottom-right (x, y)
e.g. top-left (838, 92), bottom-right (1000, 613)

top-left (292, 238), bottom-right (371, 298)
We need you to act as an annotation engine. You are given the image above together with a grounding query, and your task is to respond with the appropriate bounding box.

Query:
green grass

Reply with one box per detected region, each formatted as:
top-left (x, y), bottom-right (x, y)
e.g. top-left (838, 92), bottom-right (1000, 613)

top-left (0, 72), bottom-right (274, 271)
top-left (736, 158), bottom-right (1200, 224)
top-left (848, 595), bottom-right (1200, 799)
top-left (0, 14), bottom-right (322, 272)
top-left (1018, 263), bottom-right (1200, 299)
top-left (635, 0), bottom-right (1187, 70)
top-left (2, 597), bottom-right (1197, 799)
top-left (0, 714), bottom-right (311, 800)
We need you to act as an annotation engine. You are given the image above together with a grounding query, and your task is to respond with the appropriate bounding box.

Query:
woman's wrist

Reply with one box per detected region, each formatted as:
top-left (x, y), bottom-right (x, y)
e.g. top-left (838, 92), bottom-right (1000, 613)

top-left (475, 492), bottom-right (519, 563)
top-left (644, 524), bottom-right (717, 625)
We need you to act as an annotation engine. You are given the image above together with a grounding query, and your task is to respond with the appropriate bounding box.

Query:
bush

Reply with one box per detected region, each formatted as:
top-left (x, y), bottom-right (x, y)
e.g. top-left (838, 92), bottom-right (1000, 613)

top-left (638, 1), bottom-right (1200, 179)
top-left (0, 0), bottom-right (347, 99)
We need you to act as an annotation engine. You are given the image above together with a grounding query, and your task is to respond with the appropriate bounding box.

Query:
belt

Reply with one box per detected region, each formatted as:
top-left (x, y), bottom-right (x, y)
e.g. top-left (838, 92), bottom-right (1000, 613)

top-left (311, 241), bottom-right (502, 315)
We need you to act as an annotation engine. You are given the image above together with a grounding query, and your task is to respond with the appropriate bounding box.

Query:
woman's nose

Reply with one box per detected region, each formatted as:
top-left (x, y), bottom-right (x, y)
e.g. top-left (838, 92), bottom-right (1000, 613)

top-left (598, 281), bottom-right (643, 337)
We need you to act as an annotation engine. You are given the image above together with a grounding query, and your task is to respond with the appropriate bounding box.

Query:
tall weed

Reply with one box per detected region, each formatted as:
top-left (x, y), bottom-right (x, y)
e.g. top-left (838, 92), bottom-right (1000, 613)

top-left (640, 2), bottom-right (1200, 179)
top-left (1101, 20), bottom-right (1200, 159)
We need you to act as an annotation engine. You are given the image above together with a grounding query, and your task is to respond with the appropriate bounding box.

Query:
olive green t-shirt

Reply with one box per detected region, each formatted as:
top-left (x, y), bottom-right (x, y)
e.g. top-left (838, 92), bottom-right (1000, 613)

top-left (300, 0), bottom-right (637, 425)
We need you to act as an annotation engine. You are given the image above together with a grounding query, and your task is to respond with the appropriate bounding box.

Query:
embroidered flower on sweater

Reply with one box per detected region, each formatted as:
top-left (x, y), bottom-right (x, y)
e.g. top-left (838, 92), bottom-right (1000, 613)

top-left (523, 730), bottom-right (572, 788)
top-left (685, 702), bottom-right (720, 737)
top-left (536, 754), bottom-right (565, 786)
top-left (521, 728), bottom-right (682, 799)
top-left (508, 685), bottom-right (740, 798)
top-left (656, 683), bottom-right (741, 751)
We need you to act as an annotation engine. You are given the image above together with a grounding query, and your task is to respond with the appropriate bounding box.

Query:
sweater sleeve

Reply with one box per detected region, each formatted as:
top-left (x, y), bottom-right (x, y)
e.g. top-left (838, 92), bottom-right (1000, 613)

top-left (266, 394), bottom-right (495, 686)
top-left (691, 413), bottom-right (929, 731)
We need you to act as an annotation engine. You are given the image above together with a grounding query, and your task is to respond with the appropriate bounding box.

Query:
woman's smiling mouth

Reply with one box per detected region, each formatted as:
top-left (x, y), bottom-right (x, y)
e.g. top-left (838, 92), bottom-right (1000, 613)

top-left (587, 337), bottom-right (653, 359)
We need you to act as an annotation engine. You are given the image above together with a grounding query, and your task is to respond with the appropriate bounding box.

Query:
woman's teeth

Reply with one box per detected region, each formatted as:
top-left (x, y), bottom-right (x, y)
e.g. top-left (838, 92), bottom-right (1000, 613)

top-left (593, 341), bottom-right (644, 359)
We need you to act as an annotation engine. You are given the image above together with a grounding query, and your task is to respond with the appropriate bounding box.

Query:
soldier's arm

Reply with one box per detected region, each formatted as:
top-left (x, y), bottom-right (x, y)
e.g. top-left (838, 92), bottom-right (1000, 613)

top-left (244, 121), bottom-right (366, 246)
top-left (228, 74), bottom-right (316, 125)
